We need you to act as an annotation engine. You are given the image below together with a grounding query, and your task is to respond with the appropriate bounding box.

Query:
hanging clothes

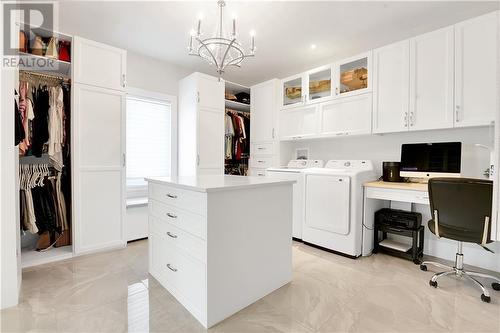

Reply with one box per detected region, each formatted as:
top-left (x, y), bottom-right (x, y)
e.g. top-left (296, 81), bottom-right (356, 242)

top-left (15, 95), bottom-right (25, 147)
top-left (47, 86), bottom-right (65, 170)
top-left (31, 85), bottom-right (50, 157)
top-left (224, 114), bottom-right (235, 159)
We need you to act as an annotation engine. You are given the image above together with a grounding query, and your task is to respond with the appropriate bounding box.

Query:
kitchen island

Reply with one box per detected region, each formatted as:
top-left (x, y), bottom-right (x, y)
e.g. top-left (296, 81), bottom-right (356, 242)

top-left (145, 175), bottom-right (295, 328)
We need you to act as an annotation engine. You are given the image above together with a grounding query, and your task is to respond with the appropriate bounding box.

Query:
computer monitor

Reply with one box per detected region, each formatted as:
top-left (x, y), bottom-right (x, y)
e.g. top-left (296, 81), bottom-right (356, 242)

top-left (400, 142), bottom-right (462, 179)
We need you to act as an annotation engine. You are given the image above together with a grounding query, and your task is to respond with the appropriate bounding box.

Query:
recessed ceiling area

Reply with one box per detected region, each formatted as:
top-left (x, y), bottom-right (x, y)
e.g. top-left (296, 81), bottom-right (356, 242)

top-left (59, 1), bottom-right (499, 86)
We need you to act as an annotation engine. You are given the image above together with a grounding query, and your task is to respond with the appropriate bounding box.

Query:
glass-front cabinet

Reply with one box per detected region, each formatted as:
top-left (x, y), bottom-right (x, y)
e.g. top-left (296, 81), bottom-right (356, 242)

top-left (334, 51), bottom-right (372, 97)
top-left (307, 65), bottom-right (332, 103)
top-left (282, 75), bottom-right (303, 108)
top-left (281, 65), bottom-right (333, 108)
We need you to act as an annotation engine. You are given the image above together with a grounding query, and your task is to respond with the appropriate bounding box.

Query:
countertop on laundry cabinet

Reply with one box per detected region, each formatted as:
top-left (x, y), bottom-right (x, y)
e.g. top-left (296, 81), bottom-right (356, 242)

top-left (145, 175), bottom-right (296, 193)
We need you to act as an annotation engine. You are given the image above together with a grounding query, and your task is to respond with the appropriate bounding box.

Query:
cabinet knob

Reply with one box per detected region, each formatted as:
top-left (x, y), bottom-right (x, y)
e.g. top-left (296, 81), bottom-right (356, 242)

top-left (167, 263), bottom-right (178, 272)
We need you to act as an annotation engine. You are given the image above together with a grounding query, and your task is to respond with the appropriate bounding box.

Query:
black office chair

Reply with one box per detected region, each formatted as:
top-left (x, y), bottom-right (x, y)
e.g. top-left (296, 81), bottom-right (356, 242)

top-left (419, 178), bottom-right (500, 303)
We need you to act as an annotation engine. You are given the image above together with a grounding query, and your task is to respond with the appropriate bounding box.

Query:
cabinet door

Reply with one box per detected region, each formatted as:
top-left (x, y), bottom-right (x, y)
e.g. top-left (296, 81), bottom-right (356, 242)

top-left (409, 27), bottom-right (454, 131)
top-left (250, 80), bottom-right (278, 142)
top-left (281, 74), bottom-right (305, 108)
top-left (334, 51), bottom-right (372, 98)
top-left (306, 65), bottom-right (333, 104)
top-left (373, 40), bottom-right (410, 133)
top-left (197, 109), bottom-right (224, 174)
top-left (279, 105), bottom-right (318, 140)
top-left (73, 36), bottom-right (127, 91)
top-left (197, 74), bottom-right (224, 111)
top-left (74, 84), bottom-right (125, 254)
top-left (455, 11), bottom-right (498, 127)
top-left (319, 94), bottom-right (372, 137)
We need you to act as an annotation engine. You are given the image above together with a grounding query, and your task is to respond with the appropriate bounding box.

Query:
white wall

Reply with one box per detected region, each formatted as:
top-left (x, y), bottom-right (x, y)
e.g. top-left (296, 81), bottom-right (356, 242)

top-left (126, 51), bottom-right (191, 96)
top-left (281, 126), bottom-right (500, 272)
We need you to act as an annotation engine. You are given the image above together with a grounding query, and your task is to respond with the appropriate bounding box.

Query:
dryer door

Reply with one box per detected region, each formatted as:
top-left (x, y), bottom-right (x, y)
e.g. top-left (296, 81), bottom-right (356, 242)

top-left (305, 174), bottom-right (350, 235)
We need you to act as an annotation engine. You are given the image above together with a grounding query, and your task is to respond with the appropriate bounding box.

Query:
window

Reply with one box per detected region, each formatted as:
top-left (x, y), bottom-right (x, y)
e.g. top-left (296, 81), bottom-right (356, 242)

top-left (126, 92), bottom-right (173, 198)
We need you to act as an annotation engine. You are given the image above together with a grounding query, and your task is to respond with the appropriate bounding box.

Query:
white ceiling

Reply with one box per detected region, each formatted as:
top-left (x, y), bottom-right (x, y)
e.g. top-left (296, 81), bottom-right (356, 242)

top-left (59, 1), bottom-right (499, 86)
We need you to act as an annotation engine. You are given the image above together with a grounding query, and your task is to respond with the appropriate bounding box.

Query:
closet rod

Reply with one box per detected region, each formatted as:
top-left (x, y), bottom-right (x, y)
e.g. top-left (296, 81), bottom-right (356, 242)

top-left (19, 70), bottom-right (71, 83)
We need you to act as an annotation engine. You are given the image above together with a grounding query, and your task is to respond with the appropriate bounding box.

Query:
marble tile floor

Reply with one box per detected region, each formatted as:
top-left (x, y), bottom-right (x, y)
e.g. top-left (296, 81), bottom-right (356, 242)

top-left (1, 240), bottom-right (499, 333)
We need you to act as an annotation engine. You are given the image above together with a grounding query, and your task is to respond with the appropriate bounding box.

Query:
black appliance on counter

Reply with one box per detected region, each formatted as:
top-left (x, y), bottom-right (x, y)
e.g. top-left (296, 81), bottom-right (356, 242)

top-left (382, 162), bottom-right (401, 182)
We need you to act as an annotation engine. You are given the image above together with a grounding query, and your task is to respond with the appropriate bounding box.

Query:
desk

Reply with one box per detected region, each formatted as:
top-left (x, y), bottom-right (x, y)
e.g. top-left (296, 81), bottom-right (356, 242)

top-left (361, 181), bottom-right (430, 256)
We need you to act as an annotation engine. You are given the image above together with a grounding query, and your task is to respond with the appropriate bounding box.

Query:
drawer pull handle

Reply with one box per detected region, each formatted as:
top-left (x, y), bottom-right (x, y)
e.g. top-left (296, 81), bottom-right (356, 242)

top-left (166, 213), bottom-right (178, 219)
top-left (167, 231), bottom-right (178, 239)
top-left (166, 264), bottom-right (178, 272)
top-left (166, 194), bottom-right (178, 199)
top-left (257, 147), bottom-right (265, 150)
top-left (257, 160), bottom-right (265, 163)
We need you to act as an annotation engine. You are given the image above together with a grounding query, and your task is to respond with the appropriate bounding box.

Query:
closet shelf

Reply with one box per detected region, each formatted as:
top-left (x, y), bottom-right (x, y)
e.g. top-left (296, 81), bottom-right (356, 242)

top-left (225, 99), bottom-right (250, 112)
top-left (19, 52), bottom-right (71, 78)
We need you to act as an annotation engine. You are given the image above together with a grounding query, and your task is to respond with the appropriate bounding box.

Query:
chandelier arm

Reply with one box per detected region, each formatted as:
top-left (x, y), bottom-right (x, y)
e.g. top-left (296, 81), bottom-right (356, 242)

top-left (195, 37), bottom-right (220, 68)
top-left (220, 38), bottom-right (238, 70)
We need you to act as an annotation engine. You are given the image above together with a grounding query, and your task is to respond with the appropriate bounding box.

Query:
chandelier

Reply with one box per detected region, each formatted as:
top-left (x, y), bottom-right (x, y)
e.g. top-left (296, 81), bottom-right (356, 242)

top-left (188, 0), bottom-right (255, 76)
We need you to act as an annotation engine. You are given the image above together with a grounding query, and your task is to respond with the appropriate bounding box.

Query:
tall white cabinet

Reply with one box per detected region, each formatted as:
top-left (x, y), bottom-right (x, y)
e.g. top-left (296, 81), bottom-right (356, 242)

top-left (73, 37), bottom-right (127, 254)
top-left (249, 79), bottom-right (280, 176)
top-left (178, 73), bottom-right (225, 176)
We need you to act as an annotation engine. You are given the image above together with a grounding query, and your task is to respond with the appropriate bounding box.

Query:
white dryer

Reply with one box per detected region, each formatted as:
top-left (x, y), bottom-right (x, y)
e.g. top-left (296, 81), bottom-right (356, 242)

top-left (267, 160), bottom-right (324, 240)
top-left (302, 160), bottom-right (376, 257)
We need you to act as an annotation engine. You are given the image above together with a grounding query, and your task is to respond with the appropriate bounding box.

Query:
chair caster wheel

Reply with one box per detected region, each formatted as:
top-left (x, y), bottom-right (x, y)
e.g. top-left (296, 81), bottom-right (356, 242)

top-left (492, 283), bottom-right (500, 291)
top-left (413, 259), bottom-right (421, 265)
top-left (429, 280), bottom-right (437, 288)
top-left (481, 294), bottom-right (491, 303)
top-left (420, 265), bottom-right (427, 271)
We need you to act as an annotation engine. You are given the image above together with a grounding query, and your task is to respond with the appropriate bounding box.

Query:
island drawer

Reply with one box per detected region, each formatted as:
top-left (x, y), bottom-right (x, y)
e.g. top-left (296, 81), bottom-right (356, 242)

top-left (162, 240), bottom-right (206, 314)
top-left (149, 200), bottom-right (207, 240)
top-left (149, 183), bottom-right (207, 216)
top-left (150, 216), bottom-right (206, 263)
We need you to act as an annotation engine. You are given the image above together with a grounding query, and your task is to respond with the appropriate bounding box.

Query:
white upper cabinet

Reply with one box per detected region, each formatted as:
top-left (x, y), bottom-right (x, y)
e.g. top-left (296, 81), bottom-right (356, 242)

top-left (73, 37), bottom-right (127, 91)
top-left (281, 73), bottom-right (304, 109)
top-left (279, 105), bottom-right (319, 141)
top-left (251, 79), bottom-right (279, 142)
top-left (409, 27), bottom-right (454, 131)
top-left (454, 11), bottom-right (498, 127)
top-left (334, 51), bottom-right (372, 98)
top-left (372, 40), bottom-right (410, 133)
top-left (306, 65), bottom-right (333, 104)
top-left (319, 94), bottom-right (372, 137)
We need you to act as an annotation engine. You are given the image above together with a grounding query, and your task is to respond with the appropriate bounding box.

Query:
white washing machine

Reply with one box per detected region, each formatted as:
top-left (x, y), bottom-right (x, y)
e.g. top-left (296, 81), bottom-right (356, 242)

top-left (267, 160), bottom-right (324, 240)
top-left (302, 160), bottom-right (376, 257)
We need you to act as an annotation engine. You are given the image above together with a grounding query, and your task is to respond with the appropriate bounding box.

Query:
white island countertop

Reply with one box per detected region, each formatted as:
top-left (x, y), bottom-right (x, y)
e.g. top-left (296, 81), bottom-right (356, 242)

top-left (145, 175), bottom-right (295, 193)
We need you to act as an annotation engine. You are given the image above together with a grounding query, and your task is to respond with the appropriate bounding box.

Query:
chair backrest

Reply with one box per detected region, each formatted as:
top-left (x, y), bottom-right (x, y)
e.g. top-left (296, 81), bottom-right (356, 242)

top-left (428, 178), bottom-right (493, 243)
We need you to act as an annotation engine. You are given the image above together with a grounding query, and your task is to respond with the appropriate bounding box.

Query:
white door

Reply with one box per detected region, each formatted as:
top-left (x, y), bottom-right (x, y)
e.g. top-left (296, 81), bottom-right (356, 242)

top-left (409, 27), bottom-right (454, 131)
top-left (279, 105), bottom-right (318, 140)
top-left (454, 11), bottom-right (498, 127)
top-left (319, 94), bottom-right (372, 137)
top-left (73, 36), bottom-right (127, 91)
top-left (197, 109), bottom-right (224, 174)
top-left (74, 84), bottom-right (125, 253)
top-left (373, 40), bottom-right (410, 133)
top-left (197, 74), bottom-right (224, 111)
top-left (305, 175), bottom-right (350, 235)
top-left (250, 80), bottom-right (278, 142)
top-left (267, 171), bottom-right (304, 239)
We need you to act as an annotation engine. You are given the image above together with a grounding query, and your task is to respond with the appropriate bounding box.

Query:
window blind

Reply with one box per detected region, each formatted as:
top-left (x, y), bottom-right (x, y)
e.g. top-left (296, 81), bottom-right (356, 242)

top-left (126, 96), bottom-right (171, 191)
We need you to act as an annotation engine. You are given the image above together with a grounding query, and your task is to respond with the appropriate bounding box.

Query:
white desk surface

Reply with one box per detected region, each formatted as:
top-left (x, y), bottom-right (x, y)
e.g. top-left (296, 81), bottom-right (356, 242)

top-left (364, 181), bottom-right (428, 192)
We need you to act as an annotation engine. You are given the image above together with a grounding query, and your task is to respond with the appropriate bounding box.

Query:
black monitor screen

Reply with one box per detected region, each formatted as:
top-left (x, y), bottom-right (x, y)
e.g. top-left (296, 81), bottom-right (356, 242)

top-left (400, 142), bottom-right (462, 173)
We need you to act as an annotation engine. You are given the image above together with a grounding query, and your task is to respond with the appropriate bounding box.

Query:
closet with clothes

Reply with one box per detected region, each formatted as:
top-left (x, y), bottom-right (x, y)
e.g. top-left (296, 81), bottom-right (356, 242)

top-left (16, 70), bottom-right (72, 265)
top-left (224, 81), bottom-right (251, 176)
